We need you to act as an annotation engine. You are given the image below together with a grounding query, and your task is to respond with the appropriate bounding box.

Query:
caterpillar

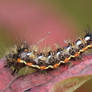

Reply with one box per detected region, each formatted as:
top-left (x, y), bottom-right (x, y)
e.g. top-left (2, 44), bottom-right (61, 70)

top-left (6, 33), bottom-right (92, 74)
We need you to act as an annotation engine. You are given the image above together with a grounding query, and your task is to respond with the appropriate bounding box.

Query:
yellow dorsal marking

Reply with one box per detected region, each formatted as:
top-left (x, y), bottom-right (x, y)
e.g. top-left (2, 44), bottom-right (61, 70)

top-left (88, 44), bottom-right (92, 48)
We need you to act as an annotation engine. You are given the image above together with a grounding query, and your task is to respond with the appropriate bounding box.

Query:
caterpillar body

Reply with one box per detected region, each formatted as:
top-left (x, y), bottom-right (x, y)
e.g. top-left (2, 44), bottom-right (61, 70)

top-left (6, 33), bottom-right (92, 74)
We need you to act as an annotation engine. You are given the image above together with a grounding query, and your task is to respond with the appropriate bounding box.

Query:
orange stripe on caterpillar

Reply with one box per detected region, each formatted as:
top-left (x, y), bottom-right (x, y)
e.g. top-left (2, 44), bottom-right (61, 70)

top-left (74, 52), bottom-right (80, 57)
top-left (40, 66), bottom-right (46, 70)
top-left (17, 58), bottom-right (21, 62)
top-left (82, 47), bottom-right (88, 51)
top-left (53, 63), bottom-right (59, 68)
top-left (26, 63), bottom-right (33, 66)
top-left (64, 58), bottom-right (69, 63)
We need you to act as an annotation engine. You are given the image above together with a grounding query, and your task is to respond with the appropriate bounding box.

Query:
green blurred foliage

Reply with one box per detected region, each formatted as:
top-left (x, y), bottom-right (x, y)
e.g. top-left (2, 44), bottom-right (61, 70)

top-left (0, 27), bottom-right (13, 58)
top-left (43, 0), bottom-right (92, 30)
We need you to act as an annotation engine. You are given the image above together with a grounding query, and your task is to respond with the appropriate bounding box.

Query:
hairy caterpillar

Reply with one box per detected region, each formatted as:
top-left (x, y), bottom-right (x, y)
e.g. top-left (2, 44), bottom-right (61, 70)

top-left (6, 33), bottom-right (92, 74)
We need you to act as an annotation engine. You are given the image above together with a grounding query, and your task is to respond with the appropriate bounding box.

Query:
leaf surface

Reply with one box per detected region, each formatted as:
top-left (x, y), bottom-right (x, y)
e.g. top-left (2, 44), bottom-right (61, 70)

top-left (0, 54), bottom-right (92, 92)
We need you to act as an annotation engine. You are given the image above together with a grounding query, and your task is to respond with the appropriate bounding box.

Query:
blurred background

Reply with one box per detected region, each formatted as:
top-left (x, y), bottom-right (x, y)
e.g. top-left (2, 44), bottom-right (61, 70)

top-left (0, 0), bottom-right (92, 92)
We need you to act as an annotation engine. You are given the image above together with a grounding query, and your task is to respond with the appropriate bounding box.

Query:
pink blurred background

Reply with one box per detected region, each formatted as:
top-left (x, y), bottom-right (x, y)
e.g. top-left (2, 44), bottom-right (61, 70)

top-left (0, 0), bottom-right (92, 92)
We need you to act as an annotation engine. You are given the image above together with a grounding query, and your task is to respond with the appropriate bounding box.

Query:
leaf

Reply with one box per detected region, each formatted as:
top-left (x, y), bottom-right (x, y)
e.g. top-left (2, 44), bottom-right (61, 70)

top-left (50, 75), bottom-right (92, 92)
top-left (0, 54), bottom-right (92, 92)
